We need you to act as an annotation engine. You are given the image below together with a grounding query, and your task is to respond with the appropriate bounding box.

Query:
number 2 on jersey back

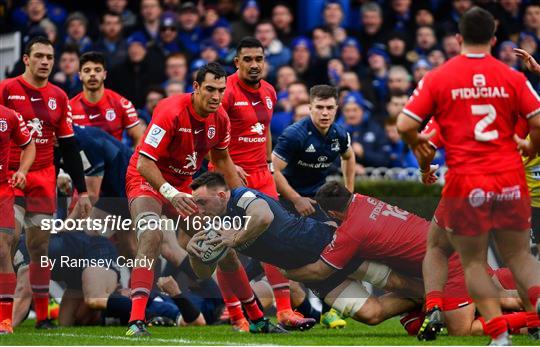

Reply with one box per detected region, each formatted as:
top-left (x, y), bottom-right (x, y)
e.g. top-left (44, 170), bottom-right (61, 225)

top-left (472, 104), bottom-right (498, 142)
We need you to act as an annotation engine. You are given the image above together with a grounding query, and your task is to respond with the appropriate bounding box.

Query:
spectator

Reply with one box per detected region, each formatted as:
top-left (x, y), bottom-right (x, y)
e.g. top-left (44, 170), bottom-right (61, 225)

top-left (412, 25), bottom-right (437, 58)
top-left (132, 0), bottom-right (162, 44)
top-left (341, 92), bottom-right (390, 172)
top-left (427, 48), bottom-right (446, 68)
top-left (414, 6), bottom-right (435, 28)
top-left (162, 53), bottom-right (188, 92)
top-left (312, 25), bottom-right (337, 63)
top-left (201, 4), bottom-right (226, 38)
top-left (386, 31), bottom-right (410, 67)
top-left (231, 0), bottom-right (260, 44)
top-left (106, 0), bottom-right (137, 32)
top-left (383, 117), bottom-right (417, 168)
top-left (272, 3), bottom-right (296, 45)
top-left (39, 18), bottom-right (59, 53)
top-left (290, 36), bottom-right (321, 87)
top-left (64, 12), bottom-right (93, 53)
top-left (439, 0), bottom-right (473, 35)
top-left (524, 2), bottom-right (540, 44)
top-left (411, 58), bottom-right (432, 85)
top-left (271, 81), bottom-right (309, 141)
top-left (52, 46), bottom-right (82, 98)
top-left (387, 65), bottom-right (412, 96)
top-left (177, 2), bottom-right (203, 57)
top-left (292, 102), bottom-right (311, 123)
top-left (165, 81), bottom-right (184, 96)
top-left (155, 12), bottom-right (185, 56)
top-left (275, 65), bottom-right (297, 101)
top-left (108, 34), bottom-right (166, 108)
top-left (322, 0), bottom-right (348, 44)
top-left (498, 40), bottom-right (519, 69)
top-left (442, 33), bottom-right (461, 59)
top-left (366, 45), bottom-right (390, 113)
top-left (14, 0), bottom-right (48, 35)
top-left (495, 0), bottom-right (524, 42)
top-left (384, 0), bottom-right (415, 36)
top-left (255, 21), bottom-right (291, 81)
top-left (94, 11), bottom-right (127, 70)
top-left (358, 2), bottom-right (387, 55)
top-left (199, 40), bottom-right (221, 64)
top-left (137, 85), bottom-right (165, 125)
top-left (327, 58), bottom-right (344, 86)
top-left (211, 23), bottom-right (235, 64)
top-left (385, 91), bottom-right (408, 120)
top-left (340, 37), bottom-right (369, 78)
top-left (163, 0), bottom-right (180, 11)
top-left (339, 71), bottom-right (375, 108)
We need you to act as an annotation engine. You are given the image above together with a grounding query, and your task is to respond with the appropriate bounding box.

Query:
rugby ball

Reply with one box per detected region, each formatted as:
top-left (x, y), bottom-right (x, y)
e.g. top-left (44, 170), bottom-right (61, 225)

top-left (196, 228), bottom-right (228, 265)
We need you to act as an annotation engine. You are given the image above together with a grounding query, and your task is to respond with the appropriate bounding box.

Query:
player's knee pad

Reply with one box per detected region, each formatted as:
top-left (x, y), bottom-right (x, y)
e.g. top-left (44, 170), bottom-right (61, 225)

top-left (134, 212), bottom-right (161, 240)
top-left (25, 212), bottom-right (51, 229)
top-left (363, 261), bottom-right (392, 289)
top-left (328, 281), bottom-right (370, 318)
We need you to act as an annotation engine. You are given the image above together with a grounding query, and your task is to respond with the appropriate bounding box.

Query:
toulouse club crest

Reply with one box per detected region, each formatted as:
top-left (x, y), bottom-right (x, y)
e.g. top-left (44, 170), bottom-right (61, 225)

top-left (265, 96), bottom-right (273, 110)
top-left (0, 120), bottom-right (7, 132)
top-left (207, 126), bottom-right (216, 139)
top-left (48, 97), bottom-right (57, 110)
top-left (106, 109), bottom-right (117, 121)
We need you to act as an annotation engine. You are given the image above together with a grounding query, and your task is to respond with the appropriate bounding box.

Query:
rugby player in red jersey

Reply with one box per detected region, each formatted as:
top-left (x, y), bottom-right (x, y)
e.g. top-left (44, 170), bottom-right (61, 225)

top-left (0, 36), bottom-right (91, 330)
top-left (70, 51), bottom-right (143, 145)
top-left (215, 37), bottom-right (315, 331)
top-left (397, 7), bottom-right (540, 345)
top-left (285, 181), bottom-right (528, 338)
top-left (124, 62), bottom-right (253, 336)
top-left (0, 105), bottom-right (35, 334)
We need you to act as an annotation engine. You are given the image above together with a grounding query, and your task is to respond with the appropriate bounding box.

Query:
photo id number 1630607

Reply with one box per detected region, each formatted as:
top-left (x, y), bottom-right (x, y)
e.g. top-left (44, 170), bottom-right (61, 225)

top-left (183, 215), bottom-right (251, 231)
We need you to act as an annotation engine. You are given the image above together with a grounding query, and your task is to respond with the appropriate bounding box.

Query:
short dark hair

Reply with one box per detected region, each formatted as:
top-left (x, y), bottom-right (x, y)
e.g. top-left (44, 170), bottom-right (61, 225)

top-left (235, 37), bottom-right (264, 56)
top-left (146, 85), bottom-right (166, 97)
top-left (190, 172), bottom-right (228, 191)
top-left (194, 62), bottom-right (227, 84)
top-left (309, 84), bottom-right (337, 102)
top-left (101, 11), bottom-right (122, 24)
top-left (24, 36), bottom-right (53, 56)
top-left (458, 7), bottom-right (495, 45)
top-left (315, 181), bottom-right (353, 213)
top-left (79, 51), bottom-right (106, 70)
top-left (61, 44), bottom-right (80, 57)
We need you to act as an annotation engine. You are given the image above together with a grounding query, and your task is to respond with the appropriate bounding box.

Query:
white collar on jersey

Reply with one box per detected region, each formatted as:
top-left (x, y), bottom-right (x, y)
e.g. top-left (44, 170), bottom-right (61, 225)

top-left (464, 53), bottom-right (486, 58)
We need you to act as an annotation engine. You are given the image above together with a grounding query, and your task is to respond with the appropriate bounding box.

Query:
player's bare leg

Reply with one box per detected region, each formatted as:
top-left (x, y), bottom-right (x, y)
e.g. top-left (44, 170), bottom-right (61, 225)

top-left (58, 289), bottom-right (83, 327)
top-left (418, 222), bottom-right (454, 340)
top-left (25, 212), bottom-right (55, 329)
top-left (446, 232), bottom-right (509, 344)
top-left (493, 229), bottom-right (540, 338)
top-left (444, 304), bottom-right (477, 336)
top-left (82, 267), bottom-right (118, 311)
top-left (0, 230), bottom-right (16, 334)
top-left (125, 197), bottom-right (163, 337)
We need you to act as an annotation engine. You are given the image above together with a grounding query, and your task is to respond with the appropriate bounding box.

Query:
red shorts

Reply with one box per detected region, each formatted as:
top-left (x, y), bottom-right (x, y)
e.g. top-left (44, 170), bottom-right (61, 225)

top-left (125, 170), bottom-right (191, 218)
top-left (0, 183), bottom-right (15, 230)
top-left (442, 254), bottom-right (473, 311)
top-left (434, 170), bottom-right (530, 237)
top-left (245, 168), bottom-right (278, 199)
top-left (9, 165), bottom-right (56, 214)
top-left (488, 267), bottom-right (517, 290)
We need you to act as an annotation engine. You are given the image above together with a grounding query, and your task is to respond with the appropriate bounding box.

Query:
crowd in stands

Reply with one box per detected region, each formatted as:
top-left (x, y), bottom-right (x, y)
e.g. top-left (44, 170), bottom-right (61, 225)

top-left (3, 0), bottom-right (540, 173)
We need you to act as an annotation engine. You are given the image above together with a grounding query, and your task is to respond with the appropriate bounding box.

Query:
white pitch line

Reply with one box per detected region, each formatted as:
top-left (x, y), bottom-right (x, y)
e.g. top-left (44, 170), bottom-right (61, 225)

top-left (26, 332), bottom-right (278, 346)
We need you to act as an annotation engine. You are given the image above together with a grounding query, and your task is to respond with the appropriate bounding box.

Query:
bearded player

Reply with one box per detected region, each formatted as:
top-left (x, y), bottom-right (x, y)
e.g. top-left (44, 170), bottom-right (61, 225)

top-left (214, 37), bottom-right (315, 331)
top-left (0, 36), bottom-right (91, 330)
top-left (70, 51), bottom-right (143, 145)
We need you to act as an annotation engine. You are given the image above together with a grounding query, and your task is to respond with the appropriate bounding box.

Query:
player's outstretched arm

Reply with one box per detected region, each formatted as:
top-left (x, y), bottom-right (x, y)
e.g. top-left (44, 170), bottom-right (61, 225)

top-left (126, 123), bottom-right (144, 147)
top-left (209, 148), bottom-right (243, 189)
top-left (185, 229), bottom-right (218, 279)
top-left (340, 147), bottom-right (356, 193)
top-left (514, 48), bottom-right (540, 74)
top-left (284, 259), bottom-right (336, 282)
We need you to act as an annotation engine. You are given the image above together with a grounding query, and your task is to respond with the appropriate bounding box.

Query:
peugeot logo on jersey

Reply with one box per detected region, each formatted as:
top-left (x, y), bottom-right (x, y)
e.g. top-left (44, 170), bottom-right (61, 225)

top-left (250, 123), bottom-right (264, 135)
top-left (183, 151), bottom-right (198, 170)
top-left (208, 126), bottom-right (216, 139)
top-left (0, 120), bottom-right (7, 132)
top-left (48, 98), bottom-right (57, 110)
top-left (27, 118), bottom-right (43, 137)
top-left (265, 96), bottom-right (273, 110)
top-left (105, 109), bottom-right (117, 121)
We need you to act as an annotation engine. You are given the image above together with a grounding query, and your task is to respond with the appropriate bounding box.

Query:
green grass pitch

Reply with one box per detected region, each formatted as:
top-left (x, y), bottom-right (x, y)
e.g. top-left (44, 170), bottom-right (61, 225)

top-left (1, 318), bottom-right (537, 345)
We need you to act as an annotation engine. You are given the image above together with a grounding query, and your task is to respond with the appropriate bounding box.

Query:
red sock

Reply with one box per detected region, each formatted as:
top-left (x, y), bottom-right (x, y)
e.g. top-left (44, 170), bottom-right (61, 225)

top-left (0, 273), bottom-right (16, 322)
top-left (263, 263), bottom-right (291, 312)
top-left (128, 267), bottom-right (154, 322)
top-left (219, 267), bottom-right (263, 321)
top-left (29, 262), bottom-right (51, 322)
top-left (504, 312), bottom-right (528, 334)
top-left (216, 269), bottom-right (245, 322)
top-left (485, 316), bottom-right (508, 339)
top-left (425, 290), bottom-right (444, 311)
top-left (527, 286), bottom-right (540, 307)
top-left (526, 312), bottom-right (540, 329)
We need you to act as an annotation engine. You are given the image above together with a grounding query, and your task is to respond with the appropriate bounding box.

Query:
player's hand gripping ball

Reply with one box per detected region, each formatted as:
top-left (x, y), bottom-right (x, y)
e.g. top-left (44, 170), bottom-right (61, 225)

top-left (196, 228), bottom-right (228, 264)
